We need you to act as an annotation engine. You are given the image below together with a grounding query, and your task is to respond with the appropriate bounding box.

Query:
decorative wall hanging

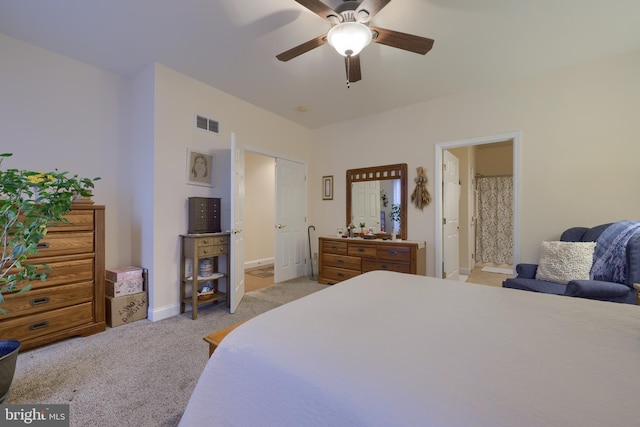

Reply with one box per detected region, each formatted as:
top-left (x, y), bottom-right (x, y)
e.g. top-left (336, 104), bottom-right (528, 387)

top-left (187, 149), bottom-right (215, 187)
top-left (411, 166), bottom-right (431, 210)
top-left (322, 175), bottom-right (333, 200)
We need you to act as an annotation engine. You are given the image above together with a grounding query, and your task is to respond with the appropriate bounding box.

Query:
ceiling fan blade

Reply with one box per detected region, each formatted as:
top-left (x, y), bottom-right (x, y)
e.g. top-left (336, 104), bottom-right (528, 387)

top-left (345, 55), bottom-right (362, 83)
top-left (294, 0), bottom-right (338, 21)
top-left (371, 26), bottom-right (434, 55)
top-left (356, 0), bottom-right (392, 20)
top-left (276, 34), bottom-right (327, 62)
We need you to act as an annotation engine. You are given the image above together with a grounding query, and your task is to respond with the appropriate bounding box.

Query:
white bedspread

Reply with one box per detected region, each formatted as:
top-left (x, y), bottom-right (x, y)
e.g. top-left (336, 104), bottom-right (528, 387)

top-left (180, 271), bottom-right (640, 427)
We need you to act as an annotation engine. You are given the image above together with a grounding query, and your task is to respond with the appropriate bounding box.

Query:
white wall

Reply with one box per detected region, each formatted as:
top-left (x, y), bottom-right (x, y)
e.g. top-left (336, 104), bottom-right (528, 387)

top-left (309, 48), bottom-right (640, 276)
top-left (0, 33), bottom-right (133, 270)
top-left (130, 63), bottom-right (156, 307)
top-left (146, 64), bottom-right (312, 319)
top-left (6, 28), bottom-right (640, 317)
top-left (2, 33), bottom-right (313, 321)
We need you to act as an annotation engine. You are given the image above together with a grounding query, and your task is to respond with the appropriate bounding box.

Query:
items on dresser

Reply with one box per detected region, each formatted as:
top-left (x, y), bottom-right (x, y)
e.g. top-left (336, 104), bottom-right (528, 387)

top-left (0, 205), bottom-right (106, 351)
top-left (188, 197), bottom-right (221, 234)
top-left (180, 233), bottom-right (230, 319)
top-left (318, 236), bottom-right (426, 285)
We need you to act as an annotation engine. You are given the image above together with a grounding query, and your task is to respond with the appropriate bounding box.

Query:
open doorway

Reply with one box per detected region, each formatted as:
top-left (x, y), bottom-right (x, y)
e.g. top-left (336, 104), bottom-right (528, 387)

top-left (435, 132), bottom-right (520, 285)
top-left (244, 151), bottom-right (276, 292)
top-left (242, 151), bottom-right (309, 292)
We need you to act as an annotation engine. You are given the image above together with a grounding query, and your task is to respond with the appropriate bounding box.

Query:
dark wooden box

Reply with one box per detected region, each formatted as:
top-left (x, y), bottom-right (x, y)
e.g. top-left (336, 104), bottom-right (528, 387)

top-left (188, 197), bottom-right (221, 234)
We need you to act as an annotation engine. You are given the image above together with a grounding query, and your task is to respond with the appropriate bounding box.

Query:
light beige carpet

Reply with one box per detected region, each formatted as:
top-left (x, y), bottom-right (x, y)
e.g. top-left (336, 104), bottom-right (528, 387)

top-left (5, 277), bottom-right (327, 427)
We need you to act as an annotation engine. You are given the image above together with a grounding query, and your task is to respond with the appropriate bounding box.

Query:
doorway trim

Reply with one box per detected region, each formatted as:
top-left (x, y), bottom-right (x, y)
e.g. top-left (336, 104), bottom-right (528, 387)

top-left (434, 131), bottom-right (521, 279)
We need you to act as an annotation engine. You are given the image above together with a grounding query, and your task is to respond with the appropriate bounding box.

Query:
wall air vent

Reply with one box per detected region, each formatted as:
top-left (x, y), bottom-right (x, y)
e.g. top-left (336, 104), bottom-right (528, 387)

top-left (195, 115), bottom-right (220, 134)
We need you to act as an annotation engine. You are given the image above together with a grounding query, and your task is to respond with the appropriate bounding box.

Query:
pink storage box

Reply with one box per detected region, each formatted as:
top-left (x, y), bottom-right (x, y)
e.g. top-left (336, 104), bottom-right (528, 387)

top-left (106, 277), bottom-right (145, 298)
top-left (106, 266), bottom-right (143, 282)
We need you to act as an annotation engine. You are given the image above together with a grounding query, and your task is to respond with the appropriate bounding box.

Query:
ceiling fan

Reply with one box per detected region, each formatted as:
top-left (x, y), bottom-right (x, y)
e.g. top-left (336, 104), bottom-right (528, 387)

top-left (276, 0), bottom-right (435, 87)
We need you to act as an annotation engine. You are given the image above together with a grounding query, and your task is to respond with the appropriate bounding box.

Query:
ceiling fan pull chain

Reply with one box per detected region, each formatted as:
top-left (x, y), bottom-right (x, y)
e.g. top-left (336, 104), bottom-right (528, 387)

top-left (346, 54), bottom-right (351, 88)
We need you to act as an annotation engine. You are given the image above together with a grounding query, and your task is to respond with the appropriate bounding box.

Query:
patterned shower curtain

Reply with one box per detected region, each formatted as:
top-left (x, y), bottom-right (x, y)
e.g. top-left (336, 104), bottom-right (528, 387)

top-left (475, 176), bottom-right (513, 264)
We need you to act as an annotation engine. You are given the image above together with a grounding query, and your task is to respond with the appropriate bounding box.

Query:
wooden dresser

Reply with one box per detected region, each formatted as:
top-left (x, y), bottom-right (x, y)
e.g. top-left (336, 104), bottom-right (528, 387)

top-left (0, 205), bottom-right (106, 350)
top-left (318, 236), bottom-right (426, 285)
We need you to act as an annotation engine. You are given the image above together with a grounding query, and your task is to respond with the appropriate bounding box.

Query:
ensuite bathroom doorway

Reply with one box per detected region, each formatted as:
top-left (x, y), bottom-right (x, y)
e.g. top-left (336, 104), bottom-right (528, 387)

top-left (436, 133), bottom-right (519, 287)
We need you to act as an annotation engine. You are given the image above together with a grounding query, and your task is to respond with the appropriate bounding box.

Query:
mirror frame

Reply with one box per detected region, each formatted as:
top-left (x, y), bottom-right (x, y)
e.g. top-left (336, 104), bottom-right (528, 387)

top-left (346, 163), bottom-right (408, 240)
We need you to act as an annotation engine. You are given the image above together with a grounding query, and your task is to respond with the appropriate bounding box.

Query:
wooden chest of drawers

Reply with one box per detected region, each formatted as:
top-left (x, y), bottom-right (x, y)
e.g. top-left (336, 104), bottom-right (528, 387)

top-left (318, 237), bottom-right (426, 285)
top-left (0, 205), bottom-right (106, 350)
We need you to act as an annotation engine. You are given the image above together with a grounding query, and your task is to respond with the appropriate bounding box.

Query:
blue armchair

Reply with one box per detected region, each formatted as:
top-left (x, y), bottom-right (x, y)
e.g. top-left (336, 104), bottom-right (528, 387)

top-left (503, 222), bottom-right (640, 304)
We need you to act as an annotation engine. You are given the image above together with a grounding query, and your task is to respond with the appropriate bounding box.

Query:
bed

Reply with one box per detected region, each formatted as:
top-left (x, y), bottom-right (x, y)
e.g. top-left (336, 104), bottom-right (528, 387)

top-left (179, 271), bottom-right (640, 427)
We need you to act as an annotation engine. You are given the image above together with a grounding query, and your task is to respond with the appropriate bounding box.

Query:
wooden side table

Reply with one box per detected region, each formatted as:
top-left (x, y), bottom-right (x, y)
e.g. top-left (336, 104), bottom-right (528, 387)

top-left (204, 320), bottom-right (247, 357)
top-left (180, 233), bottom-right (230, 319)
top-left (633, 283), bottom-right (640, 305)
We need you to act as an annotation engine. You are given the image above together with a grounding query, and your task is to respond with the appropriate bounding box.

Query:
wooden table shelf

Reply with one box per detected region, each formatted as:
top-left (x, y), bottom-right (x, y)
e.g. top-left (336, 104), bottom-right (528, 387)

top-left (180, 233), bottom-right (230, 319)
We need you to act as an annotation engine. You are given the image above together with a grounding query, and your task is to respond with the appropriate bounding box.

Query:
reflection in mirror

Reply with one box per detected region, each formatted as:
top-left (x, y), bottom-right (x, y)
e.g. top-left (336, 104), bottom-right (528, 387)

top-left (346, 164), bottom-right (408, 240)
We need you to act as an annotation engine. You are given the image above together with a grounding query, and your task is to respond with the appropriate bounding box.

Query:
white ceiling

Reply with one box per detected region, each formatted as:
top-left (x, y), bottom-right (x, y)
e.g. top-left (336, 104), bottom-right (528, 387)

top-left (2, 0), bottom-right (640, 129)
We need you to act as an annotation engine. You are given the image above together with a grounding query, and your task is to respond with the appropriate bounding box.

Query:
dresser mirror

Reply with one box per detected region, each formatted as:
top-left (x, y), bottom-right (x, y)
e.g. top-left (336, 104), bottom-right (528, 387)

top-left (346, 163), bottom-right (408, 240)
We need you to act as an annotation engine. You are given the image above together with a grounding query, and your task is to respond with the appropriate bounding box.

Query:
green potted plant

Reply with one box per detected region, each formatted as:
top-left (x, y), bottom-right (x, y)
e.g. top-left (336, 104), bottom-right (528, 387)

top-left (0, 152), bottom-right (99, 402)
top-left (390, 203), bottom-right (401, 240)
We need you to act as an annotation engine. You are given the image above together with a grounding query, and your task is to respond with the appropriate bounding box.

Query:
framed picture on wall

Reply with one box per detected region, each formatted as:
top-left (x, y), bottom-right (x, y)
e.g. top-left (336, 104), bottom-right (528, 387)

top-left (186, 149), bottom-right (215, 187)
top-left (322, 175), bottom-right (333, 200)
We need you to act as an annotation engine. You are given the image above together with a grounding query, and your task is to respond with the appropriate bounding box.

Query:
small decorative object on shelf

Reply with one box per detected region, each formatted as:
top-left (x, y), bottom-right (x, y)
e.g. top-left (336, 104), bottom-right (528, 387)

top-left (197, 286), bottom-right (215, 301)
top-left (72, 191), bottom-right (94, 205)
top-left (347, 223), bottom-right (355, 238)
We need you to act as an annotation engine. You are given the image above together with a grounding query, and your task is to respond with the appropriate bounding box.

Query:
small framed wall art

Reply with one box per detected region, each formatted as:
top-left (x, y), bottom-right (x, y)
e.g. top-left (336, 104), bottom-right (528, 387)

top-left (186, 149), bottom-right (215, 187)
top-left (322, 175), bottom-right (333, 200)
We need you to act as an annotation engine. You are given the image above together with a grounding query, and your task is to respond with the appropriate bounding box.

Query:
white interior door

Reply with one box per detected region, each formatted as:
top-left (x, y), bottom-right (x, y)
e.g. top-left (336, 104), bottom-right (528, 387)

top-left (443, 150), bottom-right (460, 280)
top-left (274, 158), bottom-right (307, 282)
top-left (230, 133), bottom-right (245, 313)
top-left (351, 181), bottom-right (381, 232)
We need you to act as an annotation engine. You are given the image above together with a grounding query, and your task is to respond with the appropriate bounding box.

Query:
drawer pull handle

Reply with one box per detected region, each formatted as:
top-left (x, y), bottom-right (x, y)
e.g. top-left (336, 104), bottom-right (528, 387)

top-left (388, 250), bottom-right (398, 256)
top-left (29, 321), bottom-right (49, 331)
top-left (337, 273), bottom-right (344, 277)
top-left (358, 248), bottom-right (365, 253)
top-left (37, 242), bottom-right (50, 249)
top-left (203, 240), bottom-right (209, 244)
top-left (331, 246), bottom-right (337, 250)
top-left (203, 250), bottom-right (209, 254)
top-left (381, 265), bottom-right (389, 270)
top-left (337, 259), bottom-right (344, 264)
top-left (30, 297), bottom-right (50, 306)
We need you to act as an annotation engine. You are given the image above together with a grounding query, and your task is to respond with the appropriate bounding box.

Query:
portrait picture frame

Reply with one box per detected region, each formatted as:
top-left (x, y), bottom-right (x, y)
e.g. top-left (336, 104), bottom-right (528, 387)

top-left (186, 149), bottom-right (215, 187)
top-left (322, 175), bottom-right (333, 200)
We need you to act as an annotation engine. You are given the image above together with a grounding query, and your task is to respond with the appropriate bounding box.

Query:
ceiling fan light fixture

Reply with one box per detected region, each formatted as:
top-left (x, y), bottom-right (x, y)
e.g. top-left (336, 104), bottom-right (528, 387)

top-left (327, 22), bottom-right (372, 57)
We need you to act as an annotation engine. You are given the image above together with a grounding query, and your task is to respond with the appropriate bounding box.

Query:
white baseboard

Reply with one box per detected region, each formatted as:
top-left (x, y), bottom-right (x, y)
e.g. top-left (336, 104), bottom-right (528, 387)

top-left (148, 304), bottom-right (181, 322)
top-left (245, 257), bottom-right (274, 270)
top-left (460, 267), bottom-right (472, 275)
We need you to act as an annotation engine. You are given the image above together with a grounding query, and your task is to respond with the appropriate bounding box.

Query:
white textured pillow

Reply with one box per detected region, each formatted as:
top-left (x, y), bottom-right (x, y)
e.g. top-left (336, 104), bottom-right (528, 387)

top-left (535, 241), bottom-right (597, 284)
